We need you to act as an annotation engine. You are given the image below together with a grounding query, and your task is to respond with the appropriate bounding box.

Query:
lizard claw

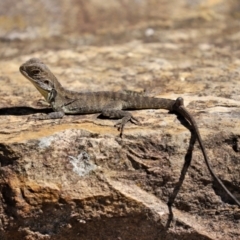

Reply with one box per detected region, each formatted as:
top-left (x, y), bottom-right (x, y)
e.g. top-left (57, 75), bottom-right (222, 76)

top-left (114, 122), bottom-right (122, 131)
top-left (114, 122), bottom-right (124, 138)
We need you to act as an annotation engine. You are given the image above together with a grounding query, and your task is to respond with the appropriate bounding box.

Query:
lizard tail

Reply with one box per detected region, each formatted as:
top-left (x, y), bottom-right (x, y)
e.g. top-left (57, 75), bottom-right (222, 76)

top-left (124, 96), bottom-right (176, 110)
top-left (174, 97), bottom-right (240, 207)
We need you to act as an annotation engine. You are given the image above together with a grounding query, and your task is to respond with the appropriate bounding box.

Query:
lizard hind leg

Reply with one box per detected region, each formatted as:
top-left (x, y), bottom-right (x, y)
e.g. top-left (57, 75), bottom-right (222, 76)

top-left (101, 102), bottom-right (139, 137)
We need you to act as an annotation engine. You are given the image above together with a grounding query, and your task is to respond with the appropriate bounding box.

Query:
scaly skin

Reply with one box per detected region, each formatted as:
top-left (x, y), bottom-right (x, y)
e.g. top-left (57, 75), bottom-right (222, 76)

top-left (19, 58), bottom-right (240, 208)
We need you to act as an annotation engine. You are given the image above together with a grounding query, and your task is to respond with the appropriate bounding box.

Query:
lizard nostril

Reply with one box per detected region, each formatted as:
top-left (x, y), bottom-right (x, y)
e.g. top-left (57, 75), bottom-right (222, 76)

top-left (19, 65), bottom-right (25, 72)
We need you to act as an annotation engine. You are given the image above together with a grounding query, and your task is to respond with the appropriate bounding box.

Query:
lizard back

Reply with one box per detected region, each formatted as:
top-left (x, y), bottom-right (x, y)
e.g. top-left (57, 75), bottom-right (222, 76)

top-left (57, 90), bottom-right (176, 112)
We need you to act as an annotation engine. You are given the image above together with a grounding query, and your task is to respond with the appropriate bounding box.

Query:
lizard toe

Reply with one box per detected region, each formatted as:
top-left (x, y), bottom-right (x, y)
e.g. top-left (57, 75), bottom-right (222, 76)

top-left (130, 116), bottom-right (140, 125)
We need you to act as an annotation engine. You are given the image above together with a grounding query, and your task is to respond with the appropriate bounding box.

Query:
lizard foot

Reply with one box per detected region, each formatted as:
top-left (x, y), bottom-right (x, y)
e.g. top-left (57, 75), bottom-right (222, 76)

top-left (114, 115), bottom-right (140, 137)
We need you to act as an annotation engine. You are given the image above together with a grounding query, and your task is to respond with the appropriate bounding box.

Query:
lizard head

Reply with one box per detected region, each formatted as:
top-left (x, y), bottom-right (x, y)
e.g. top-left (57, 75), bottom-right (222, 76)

top-left (19, 58), bottom-right (56, 102)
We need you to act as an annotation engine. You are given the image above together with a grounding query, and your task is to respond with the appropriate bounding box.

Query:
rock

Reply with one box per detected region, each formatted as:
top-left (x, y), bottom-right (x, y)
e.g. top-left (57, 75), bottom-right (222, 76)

top-left (0, 1), bottom-right (240, 239)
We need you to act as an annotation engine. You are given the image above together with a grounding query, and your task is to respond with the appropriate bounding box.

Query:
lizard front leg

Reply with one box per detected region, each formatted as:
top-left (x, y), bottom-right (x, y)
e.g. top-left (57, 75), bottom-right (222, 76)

top-left (28, 111), bottom-right (65, 121)
top-left (101, 102), bottom-right (139, 137)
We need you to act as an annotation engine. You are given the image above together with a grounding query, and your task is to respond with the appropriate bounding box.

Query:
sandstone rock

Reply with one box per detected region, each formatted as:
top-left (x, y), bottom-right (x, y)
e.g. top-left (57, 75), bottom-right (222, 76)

top-left (0, 1), bottom-right (240, 240)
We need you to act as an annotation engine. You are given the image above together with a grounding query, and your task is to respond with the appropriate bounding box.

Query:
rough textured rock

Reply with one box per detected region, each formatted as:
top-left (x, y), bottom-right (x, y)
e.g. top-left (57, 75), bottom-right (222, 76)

top-left (1, 1), bottom-right (240, 240)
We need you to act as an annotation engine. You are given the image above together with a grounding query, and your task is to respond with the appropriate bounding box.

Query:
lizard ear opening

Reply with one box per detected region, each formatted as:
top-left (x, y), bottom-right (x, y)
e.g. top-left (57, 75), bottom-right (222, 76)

top-left (43, 79), bottom-right (54, 88)
top-left (44, 80), bottom-right (50, 85)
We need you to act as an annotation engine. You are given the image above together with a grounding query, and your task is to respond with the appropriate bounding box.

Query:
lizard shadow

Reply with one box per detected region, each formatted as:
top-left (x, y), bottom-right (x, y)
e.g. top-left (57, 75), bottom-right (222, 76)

top-left (0, 106), bottom-right (52, 116)
top-left (164, 112), bottom-right (197, 230)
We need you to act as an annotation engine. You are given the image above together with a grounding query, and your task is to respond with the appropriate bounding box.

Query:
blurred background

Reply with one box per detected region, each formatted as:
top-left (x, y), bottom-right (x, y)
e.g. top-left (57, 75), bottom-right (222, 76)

top-left (0, 0), bottom-right (240, 59)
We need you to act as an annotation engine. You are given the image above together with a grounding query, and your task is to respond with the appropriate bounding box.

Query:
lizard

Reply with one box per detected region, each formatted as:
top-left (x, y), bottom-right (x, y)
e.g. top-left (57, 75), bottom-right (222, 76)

top-left (19, 58), bottom-right (240, 207)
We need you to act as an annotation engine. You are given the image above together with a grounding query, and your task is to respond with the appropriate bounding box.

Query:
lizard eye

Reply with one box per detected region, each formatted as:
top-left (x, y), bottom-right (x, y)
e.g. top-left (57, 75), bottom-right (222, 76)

top-left (31, 69), bottom-right (40, 75)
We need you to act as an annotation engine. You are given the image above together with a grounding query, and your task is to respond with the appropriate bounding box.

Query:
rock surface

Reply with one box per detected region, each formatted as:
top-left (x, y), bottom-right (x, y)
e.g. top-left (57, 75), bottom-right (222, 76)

top-left (1, 1), bottom-right (240, 240)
